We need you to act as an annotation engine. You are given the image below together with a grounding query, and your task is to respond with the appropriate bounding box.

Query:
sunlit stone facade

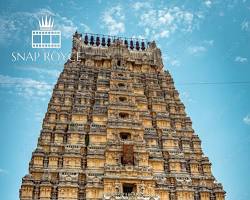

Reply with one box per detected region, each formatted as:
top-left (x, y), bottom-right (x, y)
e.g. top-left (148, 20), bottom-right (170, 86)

top-left (20, 32), bottom-right (225, 200)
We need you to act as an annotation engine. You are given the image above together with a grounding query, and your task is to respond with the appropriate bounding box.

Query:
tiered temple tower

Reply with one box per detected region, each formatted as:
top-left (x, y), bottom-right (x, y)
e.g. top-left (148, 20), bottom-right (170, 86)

top-left (20, 32), bottom-right (225, 200)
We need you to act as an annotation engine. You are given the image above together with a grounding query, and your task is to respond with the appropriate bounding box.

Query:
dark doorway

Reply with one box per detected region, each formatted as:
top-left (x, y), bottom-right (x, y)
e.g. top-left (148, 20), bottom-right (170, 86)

top-left (123, 183), bottom-right (136, 194)
top-left (119, 112), bottom-right (129, 119)
top-left (120, 132), bottom-right (131, 140)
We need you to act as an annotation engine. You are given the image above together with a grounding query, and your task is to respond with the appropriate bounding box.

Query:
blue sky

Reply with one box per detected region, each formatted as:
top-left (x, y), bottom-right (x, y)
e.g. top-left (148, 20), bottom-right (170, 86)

top-left (0, 0), bottom-right (249, 199)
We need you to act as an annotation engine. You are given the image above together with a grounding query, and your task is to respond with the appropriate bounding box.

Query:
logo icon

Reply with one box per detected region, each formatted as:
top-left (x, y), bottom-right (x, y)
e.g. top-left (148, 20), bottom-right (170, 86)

top-left (32, 16), bottom-right (61, 48)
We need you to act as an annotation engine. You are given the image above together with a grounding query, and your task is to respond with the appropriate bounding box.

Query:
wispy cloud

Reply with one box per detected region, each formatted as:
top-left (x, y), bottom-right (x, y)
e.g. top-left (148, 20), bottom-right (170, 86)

top-left (0, 17), bottom-right (17, 45)
top-left (235, 56), bottom-right (248, 63)
top-left (0, 74), bottom-right (53, 99)
top-left (80, 23), bottom-right (91, 33)
top-left (187, 39), bottom-right (214, 55)
top-left (35, 112), bottom-right (43, 122)
top-left (204, 0), bottom-right (212, 8)
top-left (163, 54), bottom-right (181, 67)
top-left (188, 46), bottom-right (207, 55)
top-left (181, 91), bottom-right (195, 103)
top-left (170, 59), bottom-right (181, 67)
top-left (0, 8), bottom-right (84, 46)
top-left (56, 16), bottom-right (77, 38)
top-left (203, 39), bottom-right (214, 46)
top-left (17, 66), bottom-right (60, 78)
top-left (0, 168), bottom-right (8, 174)
top-left (241, 20), bottom-right (249, 31)
top-left (102, 5), bottom-right (125, 35)
top-left (243, 114), bottom-right (250, 125)
top-left (131, 2), bottom-right (151, 11)
top-left (138, 6), bottom-right (200, 40)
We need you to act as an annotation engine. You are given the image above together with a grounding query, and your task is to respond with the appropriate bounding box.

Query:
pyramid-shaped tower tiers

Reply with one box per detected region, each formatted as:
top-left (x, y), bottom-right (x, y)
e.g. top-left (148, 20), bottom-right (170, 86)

top-left (20, 32), bottom-right (225, 200)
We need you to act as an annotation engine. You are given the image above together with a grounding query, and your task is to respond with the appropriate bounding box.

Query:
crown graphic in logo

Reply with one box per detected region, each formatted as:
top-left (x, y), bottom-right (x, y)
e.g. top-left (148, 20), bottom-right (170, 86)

top-left (39, 16), bottom-right (54, 31)
top-left (32, 16), bottom-right (61, 48)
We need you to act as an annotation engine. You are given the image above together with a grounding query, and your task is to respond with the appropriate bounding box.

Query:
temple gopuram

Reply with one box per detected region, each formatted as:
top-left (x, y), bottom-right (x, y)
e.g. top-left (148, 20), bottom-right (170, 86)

top-left (20, 32), bottom-right (225, 200)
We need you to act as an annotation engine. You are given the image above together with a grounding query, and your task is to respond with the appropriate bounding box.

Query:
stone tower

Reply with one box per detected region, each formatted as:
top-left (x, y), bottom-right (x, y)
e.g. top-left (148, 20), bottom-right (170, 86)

top-left (20, 32), bottom-right (225, 200)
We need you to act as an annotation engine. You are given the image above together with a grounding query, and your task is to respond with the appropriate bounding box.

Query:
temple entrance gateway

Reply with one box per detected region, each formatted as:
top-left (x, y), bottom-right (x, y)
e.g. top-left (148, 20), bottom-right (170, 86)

top-left (19, 32), bottom-right (225, 200)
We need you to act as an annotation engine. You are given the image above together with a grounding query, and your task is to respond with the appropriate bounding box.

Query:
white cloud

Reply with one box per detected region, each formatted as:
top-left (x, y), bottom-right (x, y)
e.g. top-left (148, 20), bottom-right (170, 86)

top-left (159, 12), bottom-right (174, 25)
top-left (55, 16), bottom-right (77, 38)
top-left (235, 56), bottom-right (248, 63)
top-left (203, 40), bottom-right (214, 46)
top-left (204, 0), bottom-right (212, 8)
top-left (102, 5), bottom-right (125, 35)
top-left (35, 112), bottom-right (43, 121)
top-left (0, 168), bottom-right (8, 174)
top-left (0, 74), bottom-right (53, 99)
top-left (0, 17), bottom-right (17, 45)
top-left (241, 20), bottom-right (249, 31)
top-left (154, 30), bottom-right (170, 39)
top-left (139, 6), bottom-right (197, 40)
top-left (188, 46), bottom-right (207, 54)
top-left (164, 55), bottom-right (180, 67)
top-left (0, 8), bottom-right (82, 45)
top-left (187, 40), bottom-right (213, 55)
top-left (170, 59), bottom-right (180, 67)
top-left (18, 66), bottom-right (60, 78)
top-left (181, 91), bottom-right (195, 103)
top-left (80, 23), bottom-right (91, 33)
top-left (243, 114), bottom-right (250, 125)
top-left (131, 2), bottom-right (151, 11)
